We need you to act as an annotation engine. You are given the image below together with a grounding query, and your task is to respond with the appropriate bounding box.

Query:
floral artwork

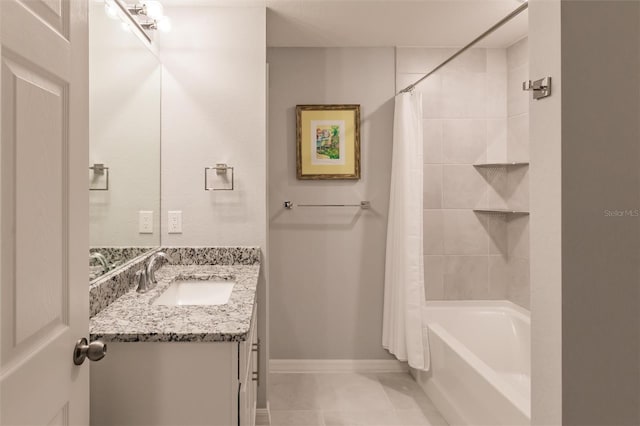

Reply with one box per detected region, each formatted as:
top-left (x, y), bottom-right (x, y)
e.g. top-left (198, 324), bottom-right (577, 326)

top-left (296, 105), bottom-right (360, 179)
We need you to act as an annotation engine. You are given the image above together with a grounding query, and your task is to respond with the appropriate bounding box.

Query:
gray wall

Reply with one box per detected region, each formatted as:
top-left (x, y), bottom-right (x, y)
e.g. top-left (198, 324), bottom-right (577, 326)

top-left (268, 47), bottom-right (395, 360)
top-left (561, 1), bottom-right (640, 424)
top-left (157, 5), bottom-right (269, 406)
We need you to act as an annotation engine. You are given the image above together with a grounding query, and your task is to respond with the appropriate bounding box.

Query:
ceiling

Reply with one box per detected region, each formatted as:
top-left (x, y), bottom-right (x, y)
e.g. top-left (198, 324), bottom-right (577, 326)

top-left (265, 0), bottom-right (528, 48)
top-left (161, 0), bottom-right (528, 48)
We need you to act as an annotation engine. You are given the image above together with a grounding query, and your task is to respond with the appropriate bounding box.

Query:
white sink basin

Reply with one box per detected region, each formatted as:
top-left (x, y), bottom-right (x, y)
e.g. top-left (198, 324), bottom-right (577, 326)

top-left (153, 280), bottom-right (235, 306)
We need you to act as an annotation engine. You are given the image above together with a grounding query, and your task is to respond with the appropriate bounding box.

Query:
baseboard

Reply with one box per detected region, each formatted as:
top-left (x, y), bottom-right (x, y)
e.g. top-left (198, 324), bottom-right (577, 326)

top-left (255, 403), bottom-right (271, 426)
top-left (269, 359), bottom-right (408, 374)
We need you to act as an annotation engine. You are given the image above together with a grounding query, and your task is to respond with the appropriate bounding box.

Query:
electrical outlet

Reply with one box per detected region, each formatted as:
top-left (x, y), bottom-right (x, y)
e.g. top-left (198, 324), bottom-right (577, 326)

top-left (168, 211), bottom-right (182, 234)
top-left (139, 211), bottom-right (153, 234)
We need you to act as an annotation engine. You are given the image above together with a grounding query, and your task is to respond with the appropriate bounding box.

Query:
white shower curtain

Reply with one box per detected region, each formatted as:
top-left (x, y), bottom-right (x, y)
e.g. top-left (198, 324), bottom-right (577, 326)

top-left (382, 91), bottom-right (428, 371)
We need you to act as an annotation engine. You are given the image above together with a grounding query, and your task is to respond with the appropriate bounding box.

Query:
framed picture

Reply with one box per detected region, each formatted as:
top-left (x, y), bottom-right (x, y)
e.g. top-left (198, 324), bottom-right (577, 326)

top-left (296, 104), bottom-right (361, 180)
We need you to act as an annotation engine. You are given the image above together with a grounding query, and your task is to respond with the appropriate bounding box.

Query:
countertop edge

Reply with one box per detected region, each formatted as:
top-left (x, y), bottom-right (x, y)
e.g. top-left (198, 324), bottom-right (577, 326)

top-left (89, 264), bottom-right (259, 343)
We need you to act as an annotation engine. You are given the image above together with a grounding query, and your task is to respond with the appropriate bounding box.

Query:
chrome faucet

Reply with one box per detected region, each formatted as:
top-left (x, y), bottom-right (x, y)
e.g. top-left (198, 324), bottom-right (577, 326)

top-left (146, 251), bottom-right (171, 285)
top-left (90, 252), bottom-right (111, 273)
top-left (136, 251), bottom-right (172, 293)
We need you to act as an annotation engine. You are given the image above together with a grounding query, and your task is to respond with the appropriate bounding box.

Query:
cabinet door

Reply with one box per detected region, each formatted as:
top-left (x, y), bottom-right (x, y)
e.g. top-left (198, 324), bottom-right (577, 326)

top-left (239, 356), bottom-right (253, 426)
top-left (239, 305), bottom-right (257, 426)
top-left (250, 338), bottom-right (258, 426)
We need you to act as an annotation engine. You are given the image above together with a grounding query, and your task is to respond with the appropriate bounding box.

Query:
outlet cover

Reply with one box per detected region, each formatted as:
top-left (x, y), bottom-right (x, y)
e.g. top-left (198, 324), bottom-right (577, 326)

top-left (168, 211), bottom-right (182, 234)
top-left (139, 211), bottom-right (153, 234)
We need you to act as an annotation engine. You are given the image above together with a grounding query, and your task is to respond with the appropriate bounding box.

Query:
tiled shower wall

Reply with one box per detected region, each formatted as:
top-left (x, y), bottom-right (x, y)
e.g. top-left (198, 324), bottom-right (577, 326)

top-left (396, 38), bottom-right (530, 308)
top-left (505, 38), bottom-right (530, 308)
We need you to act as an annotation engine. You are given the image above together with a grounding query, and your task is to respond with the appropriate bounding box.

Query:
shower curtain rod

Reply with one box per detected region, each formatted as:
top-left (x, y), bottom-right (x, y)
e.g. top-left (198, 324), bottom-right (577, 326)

top-left (398, 2), bottom-right (529, 94)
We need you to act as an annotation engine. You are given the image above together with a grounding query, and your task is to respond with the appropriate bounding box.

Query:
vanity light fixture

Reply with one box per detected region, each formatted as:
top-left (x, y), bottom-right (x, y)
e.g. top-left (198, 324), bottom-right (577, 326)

top-left (102, 0), bottom-right (154, 42)
top-left (140, 16), bottom-right (171, 32)
top-left (104, 0), bottom-right (119, 19)
top-left (126, 0), bottom-right (171, 32)
top-left (104, 0), bottom-right (171, 36)
top-left (127, 1), bottom-right (163, 20)
top-left (143, 1), bottom-right (164, 20)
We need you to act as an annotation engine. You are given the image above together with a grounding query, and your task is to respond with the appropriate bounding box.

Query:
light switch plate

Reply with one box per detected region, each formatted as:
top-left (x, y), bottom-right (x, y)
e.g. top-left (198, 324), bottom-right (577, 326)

top-left (168, 211), bottom-right (182, 234)
top-left (139, 211), bottom-right (153, 234)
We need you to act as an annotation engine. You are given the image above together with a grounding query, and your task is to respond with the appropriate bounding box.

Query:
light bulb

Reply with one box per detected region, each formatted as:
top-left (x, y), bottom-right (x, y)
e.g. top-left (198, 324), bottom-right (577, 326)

top-left (104, 0), bottom-right (118, 19)
top-left (143, 1), bottom-right (164, 20)
top-left (156, 16), bottom-right (171, 32)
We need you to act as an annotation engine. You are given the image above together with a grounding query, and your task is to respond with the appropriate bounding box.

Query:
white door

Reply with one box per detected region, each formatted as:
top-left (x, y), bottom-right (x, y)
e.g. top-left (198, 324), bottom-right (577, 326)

top-left (0, 0), bottom-right (89, 424)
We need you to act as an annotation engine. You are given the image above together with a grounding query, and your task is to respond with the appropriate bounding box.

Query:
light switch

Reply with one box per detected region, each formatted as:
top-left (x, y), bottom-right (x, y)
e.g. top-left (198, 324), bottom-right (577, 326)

top-left (139, 211), bottom-right (153, 234)
top-left (168, 211), bottom-right (182, 233)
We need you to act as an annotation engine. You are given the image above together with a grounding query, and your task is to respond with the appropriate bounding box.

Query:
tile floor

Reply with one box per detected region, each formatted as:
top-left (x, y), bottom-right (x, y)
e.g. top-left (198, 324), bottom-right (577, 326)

top-left (267, 372), bottom-right (449, 426)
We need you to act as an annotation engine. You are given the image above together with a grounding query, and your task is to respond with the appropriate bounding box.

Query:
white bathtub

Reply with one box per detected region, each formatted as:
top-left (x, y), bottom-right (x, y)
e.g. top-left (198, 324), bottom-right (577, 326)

top-left (413, 301), bottom-right (530, 426)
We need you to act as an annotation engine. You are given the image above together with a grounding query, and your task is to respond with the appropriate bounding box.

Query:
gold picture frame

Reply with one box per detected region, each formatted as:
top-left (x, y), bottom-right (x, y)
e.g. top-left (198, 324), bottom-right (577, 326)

top-left (296, 104), bottom-right (361, 180)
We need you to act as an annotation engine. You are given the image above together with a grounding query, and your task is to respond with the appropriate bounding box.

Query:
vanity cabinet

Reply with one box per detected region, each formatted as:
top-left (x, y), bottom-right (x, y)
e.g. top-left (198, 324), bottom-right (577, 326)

top-left (90, 305), bottom-right (258, 426)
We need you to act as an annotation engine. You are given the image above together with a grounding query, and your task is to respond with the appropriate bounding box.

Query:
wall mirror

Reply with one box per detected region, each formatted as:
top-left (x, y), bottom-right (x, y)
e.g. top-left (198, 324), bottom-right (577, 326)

top-left (89, 1), bottom-right (161, 283)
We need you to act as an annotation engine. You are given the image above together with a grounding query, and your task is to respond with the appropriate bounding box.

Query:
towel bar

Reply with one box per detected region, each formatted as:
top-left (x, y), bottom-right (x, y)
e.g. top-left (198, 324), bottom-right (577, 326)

top-left (283, 200), bottom-right (370, 210)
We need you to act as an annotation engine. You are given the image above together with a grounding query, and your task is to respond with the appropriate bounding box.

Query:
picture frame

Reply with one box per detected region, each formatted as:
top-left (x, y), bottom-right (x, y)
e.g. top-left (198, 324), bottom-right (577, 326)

top-left (296, 104), bottom-right (361, 180)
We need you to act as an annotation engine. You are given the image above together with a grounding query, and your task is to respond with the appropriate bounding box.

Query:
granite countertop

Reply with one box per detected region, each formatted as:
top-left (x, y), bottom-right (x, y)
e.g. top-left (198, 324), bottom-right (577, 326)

top-left (89, 264), bottom-right (260, 343)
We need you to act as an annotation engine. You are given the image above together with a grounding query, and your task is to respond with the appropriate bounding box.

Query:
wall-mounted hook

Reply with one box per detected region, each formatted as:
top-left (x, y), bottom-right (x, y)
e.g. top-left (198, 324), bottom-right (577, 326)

top-left (522, 77), bottom-right (552, 100)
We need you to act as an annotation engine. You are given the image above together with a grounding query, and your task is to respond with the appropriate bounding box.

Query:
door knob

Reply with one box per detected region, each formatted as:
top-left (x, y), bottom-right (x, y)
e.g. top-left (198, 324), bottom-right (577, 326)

top-left (73, 337), bottom-right (107, 365)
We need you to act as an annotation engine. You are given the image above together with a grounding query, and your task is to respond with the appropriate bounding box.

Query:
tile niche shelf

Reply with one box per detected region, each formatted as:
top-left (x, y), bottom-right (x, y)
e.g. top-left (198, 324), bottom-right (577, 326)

top-left (472, 162), bottom-right (530, 216)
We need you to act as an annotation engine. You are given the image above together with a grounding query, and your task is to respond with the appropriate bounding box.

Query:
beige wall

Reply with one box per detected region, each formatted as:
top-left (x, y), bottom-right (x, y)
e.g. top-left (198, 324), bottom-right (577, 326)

top-left (397, 46), bottom-right (530, 306)
top-left (156, 5), bottom-right (269, 406)
top-left (268, 47), bottom-right (395, 360)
